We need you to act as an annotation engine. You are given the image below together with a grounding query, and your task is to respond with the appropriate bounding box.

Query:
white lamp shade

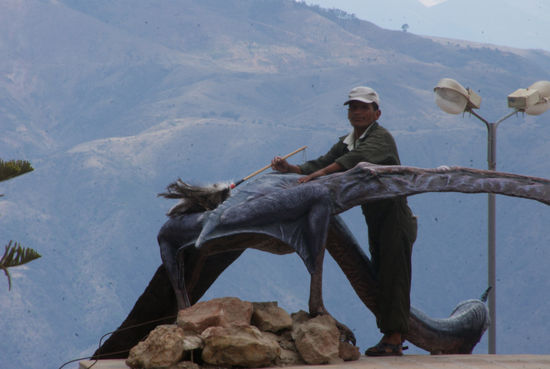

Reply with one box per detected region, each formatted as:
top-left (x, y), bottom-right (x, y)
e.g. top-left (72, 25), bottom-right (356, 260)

top-left (528, 81), bottom-right (550, 98)
top-left (525, 81), bottom-right (550, 115)
top-left (525, 100), bottom-right (550, 115)
top-left (435, 87), bottom-right (468, 114)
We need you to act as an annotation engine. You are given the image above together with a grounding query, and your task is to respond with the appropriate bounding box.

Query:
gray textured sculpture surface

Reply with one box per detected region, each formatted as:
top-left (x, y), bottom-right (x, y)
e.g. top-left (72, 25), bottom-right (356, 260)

top-left (94, 163), bottom-right (550, 358)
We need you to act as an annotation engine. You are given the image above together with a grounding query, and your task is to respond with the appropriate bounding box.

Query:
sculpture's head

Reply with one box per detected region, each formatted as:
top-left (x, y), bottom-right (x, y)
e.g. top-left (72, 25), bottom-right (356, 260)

top-left (161, 180), bottom-right (231, 216)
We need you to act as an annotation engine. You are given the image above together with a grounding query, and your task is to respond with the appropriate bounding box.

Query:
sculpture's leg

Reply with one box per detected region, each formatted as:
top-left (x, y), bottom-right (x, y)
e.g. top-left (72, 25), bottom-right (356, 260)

top-left (158, 217), bottom-right (247, 309)
top-left (158, 222), bottom-right (194, 310)
top-left (174, 249), bottom-right (192, 309)
top-left (307, 247), bottom-right (355, 345)
top-left (302, 201), bottom-right (356, 344)
top-left (304, 197), bottom-right (331, 316)
top-left (308, 250), bottom-right (326, 316)
top-left (157, 212), bottom-right (241, 310)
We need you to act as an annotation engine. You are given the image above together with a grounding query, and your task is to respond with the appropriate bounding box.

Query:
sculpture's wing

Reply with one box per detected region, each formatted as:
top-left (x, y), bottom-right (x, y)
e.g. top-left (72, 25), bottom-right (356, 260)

top-left (194, 173), bottom-right (332, 273)
top-left (324, 164), bottom-right (550, 212)
top-left (188, 165), bottom-right (550, 274)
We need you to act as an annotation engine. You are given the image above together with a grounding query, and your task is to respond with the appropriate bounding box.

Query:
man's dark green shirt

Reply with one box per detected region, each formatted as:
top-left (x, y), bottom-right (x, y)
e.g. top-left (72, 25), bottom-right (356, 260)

top-left (298, 122), bottom-right (401, 173)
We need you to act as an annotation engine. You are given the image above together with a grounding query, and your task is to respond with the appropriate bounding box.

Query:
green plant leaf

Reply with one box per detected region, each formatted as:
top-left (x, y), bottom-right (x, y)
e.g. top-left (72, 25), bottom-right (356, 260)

top-left (0, 159), bottom-right (34, 182)
top-left (1, 241), bottom-right (42, 290)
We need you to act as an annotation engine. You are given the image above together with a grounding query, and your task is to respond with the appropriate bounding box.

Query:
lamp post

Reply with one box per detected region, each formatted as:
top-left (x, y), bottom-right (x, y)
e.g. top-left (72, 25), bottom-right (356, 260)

top-left (433, 78), bottom-right (550, 354)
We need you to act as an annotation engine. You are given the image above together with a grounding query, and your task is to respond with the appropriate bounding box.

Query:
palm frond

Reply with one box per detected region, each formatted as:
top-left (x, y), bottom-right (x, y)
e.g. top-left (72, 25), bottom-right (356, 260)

top-left (0, 159), bottom-right (34, 182)
top-left (1, 241), bottom-right (42, 290)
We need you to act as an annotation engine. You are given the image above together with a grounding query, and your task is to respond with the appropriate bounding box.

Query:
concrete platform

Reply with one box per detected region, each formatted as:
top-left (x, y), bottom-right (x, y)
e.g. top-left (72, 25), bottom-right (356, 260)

top-left (79, 355), bottom-right (550, 369)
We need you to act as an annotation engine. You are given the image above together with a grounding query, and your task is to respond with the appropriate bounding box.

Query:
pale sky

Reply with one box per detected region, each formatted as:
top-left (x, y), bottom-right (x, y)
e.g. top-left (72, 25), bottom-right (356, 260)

top-left (303, 0), bottom-right (550, 51)
top-left (418, 0), bottom-right (447, 6)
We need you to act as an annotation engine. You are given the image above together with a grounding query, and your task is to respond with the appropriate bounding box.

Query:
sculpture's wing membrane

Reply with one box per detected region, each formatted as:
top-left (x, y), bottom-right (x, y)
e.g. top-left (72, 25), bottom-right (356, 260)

top-left (195, 173), bottom-right (332, 273)
top-left (191, 165), bottom-right (550, 274)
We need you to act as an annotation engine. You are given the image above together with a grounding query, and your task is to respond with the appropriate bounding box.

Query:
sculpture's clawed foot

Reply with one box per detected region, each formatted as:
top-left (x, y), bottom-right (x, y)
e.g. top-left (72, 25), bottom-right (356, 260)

top-left (334, 319), bottom-right (356, 346)
top-left (174, 287), bottom-right (192, 311)
top-left (309, 309), bottom-right (356, 346)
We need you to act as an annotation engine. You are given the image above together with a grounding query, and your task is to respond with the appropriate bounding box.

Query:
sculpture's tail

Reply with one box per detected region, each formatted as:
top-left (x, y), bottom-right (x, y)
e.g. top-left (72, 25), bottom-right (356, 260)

top-left (480, 286), bottom-right (492, 303)
top-left (408, 298), bottom-right (490, 354)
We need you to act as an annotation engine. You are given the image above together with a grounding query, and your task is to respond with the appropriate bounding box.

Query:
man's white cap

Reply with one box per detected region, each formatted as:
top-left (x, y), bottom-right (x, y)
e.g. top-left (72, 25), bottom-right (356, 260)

top-left (344, 86), bottom-right (380, 106)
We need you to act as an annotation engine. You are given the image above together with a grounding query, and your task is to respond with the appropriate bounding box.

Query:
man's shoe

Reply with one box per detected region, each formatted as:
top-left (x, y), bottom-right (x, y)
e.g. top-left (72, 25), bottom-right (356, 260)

top-left (365, 341), bottom-right (403, 357)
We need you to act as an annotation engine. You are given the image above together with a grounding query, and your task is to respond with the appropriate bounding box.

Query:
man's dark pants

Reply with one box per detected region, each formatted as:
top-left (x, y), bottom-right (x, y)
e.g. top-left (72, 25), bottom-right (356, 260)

top-left (363, 197), bottom-right (417, 335)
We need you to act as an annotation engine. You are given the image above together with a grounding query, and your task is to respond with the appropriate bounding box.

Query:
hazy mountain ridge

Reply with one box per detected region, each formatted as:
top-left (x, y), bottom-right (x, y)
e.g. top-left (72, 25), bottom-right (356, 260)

top-left (1, 1), bottom-right (550, 368)
top-left (316, 0), bottom-right (550, 52)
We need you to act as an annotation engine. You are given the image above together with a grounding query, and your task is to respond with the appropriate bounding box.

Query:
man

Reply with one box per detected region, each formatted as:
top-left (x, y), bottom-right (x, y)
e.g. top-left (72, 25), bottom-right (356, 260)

top-left (271, 86), bottom-right (417, 356)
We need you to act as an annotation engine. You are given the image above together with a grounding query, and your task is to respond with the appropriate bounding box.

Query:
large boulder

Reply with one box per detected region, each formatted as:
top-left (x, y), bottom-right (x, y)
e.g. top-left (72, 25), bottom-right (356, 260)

top-left (201, 325), bottom-right (281, 367)
top-left (252, 301), bottom-right (293, 333)
top-left (262, 330), bottom-right (305, 367)
top-left (177, 297), bottom-right (253, 334)
top-left (291, 314), bottom-right (343, 365)
top-left (126, 325), bottom-right (188, 369)
top-left (339, 341), bottom-right (361, 361)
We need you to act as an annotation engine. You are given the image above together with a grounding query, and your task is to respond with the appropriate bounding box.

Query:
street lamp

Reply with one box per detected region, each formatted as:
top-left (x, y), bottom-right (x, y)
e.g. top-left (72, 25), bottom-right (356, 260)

top-left (434, 78), bottom-right (550, 354)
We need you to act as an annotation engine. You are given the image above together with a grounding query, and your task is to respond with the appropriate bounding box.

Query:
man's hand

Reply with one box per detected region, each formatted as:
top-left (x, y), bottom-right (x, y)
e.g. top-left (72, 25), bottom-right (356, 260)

top-left (271, 156), bottom-right (302, 174)
top-left (298, 171), bottom-right (323, 183)
top-left (271, 156), bottom-right (289, 172)
top-left (298, 162), bottom-right (344, 183)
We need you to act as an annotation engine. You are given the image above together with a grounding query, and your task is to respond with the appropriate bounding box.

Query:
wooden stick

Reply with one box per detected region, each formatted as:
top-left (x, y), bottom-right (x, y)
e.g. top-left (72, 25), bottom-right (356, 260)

top-left (232, 146), bottom-right (307, 188)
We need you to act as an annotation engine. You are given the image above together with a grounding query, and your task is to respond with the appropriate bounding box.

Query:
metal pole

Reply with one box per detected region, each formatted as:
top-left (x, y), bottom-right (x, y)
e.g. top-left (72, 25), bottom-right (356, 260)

top-left (487, 123), bottom-right (497, 354)
top-left (470, 109), bottom-right (516, 354)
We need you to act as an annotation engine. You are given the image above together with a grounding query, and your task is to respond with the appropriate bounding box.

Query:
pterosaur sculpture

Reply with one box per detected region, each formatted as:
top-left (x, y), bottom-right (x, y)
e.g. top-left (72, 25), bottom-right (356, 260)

top-left (94, 163), bottom-right (550, 359)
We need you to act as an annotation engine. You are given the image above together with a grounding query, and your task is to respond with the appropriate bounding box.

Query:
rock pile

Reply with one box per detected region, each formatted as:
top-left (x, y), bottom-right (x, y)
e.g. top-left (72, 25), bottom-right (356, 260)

top-left (125, 297), bottom-right (360, 368)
